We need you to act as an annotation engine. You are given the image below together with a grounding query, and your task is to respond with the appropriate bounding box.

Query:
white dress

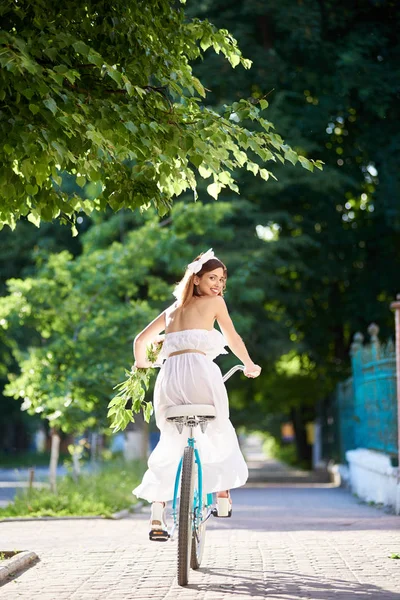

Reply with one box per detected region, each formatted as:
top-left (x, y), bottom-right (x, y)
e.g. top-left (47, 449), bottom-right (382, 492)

top-left (132, 329), bottom-right (248, 502)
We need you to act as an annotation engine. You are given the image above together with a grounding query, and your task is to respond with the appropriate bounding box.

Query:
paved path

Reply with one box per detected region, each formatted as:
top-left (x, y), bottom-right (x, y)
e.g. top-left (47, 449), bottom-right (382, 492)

top-left (1, 483), bottom-right (399, 600)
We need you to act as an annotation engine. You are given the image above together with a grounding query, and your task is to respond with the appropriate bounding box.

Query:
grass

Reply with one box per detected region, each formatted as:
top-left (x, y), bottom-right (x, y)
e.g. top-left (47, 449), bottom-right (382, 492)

top-left (0, 551), bottom-right (20, 560)
top-left (0, 459), bottom-right (146, 518)
top-left (262, 434), bottom-right (311, 470)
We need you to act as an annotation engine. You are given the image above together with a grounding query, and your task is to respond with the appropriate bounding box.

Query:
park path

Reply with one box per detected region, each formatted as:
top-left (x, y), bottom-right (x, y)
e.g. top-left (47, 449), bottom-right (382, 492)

top-left (0, 442), bottom-right (399, 599)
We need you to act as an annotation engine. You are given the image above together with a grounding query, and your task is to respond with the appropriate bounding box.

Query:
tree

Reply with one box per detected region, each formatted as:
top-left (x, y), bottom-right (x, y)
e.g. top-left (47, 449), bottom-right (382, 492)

top-left (0, 0), bottom-right (321, 231)
top-left (1, 201), bottom-right (282, 473)
top-left (2, 197), bottom-right (338, 466)
top-left (181, 0), bottom-right (400, 462)
top-left (187, 0), bottom-right (400, 365)
top-left (0, 215), bottom-right (91, 454)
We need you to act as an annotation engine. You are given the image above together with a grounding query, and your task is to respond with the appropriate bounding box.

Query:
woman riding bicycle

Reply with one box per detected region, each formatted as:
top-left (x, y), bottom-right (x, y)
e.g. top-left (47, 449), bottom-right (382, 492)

top-left (132, 249), bottom-right (261, 538)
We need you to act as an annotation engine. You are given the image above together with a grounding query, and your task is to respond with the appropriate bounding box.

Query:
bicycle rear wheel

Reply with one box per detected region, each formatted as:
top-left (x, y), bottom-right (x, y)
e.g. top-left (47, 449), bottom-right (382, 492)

top-left (177, 446), bottom-right (195, 586)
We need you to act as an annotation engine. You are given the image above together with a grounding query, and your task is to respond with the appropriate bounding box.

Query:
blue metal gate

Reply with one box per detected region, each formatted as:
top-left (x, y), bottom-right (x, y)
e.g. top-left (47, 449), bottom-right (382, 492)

top-left (336, 324), bottom-right (398, 461)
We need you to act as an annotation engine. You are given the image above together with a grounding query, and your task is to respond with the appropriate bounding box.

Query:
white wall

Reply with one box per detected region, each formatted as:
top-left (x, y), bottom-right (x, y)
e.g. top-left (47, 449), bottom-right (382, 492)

top-left (346, 448), bottom-right (400, 514)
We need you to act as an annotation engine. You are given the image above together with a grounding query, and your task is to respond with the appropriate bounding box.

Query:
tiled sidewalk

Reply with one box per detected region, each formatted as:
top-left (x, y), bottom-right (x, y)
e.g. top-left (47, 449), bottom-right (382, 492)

top-left (0, 484), bottom-right (399, 599)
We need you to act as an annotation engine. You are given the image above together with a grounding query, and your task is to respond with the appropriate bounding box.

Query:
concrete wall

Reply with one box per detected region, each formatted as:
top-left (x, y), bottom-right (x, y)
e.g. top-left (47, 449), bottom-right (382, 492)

top-left (346, 448), bottom-right (400, 514)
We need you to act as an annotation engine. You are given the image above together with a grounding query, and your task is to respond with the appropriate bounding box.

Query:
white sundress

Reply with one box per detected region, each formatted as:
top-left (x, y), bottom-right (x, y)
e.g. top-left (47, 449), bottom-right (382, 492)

top-left (132, 329), bottom-right (249, 503)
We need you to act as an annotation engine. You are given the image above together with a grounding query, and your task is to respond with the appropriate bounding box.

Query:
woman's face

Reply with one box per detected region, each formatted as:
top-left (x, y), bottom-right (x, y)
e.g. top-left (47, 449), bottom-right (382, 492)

top-left (194, 268), bottom-right (226, 297)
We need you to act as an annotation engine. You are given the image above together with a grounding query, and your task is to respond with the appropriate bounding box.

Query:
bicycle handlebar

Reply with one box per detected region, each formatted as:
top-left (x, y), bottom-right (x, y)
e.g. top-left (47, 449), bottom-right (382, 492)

top-left (222, 364), bottom-right (245, 382)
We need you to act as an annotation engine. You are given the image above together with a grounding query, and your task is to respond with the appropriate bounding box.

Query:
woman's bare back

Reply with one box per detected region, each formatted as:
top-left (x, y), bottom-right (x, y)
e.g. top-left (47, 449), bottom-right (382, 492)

top-left (165, 296), bottom-right (217, 333)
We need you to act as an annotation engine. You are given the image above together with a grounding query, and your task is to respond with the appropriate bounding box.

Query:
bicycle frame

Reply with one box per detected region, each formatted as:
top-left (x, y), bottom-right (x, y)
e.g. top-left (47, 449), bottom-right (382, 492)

top-left (170, 433), bottom-right (213, 539)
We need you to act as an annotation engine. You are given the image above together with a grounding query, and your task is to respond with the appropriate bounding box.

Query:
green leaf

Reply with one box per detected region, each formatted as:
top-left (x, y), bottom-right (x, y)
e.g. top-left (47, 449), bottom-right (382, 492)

top-left (218, 171), bottom-right (232, 185)
top-left (76, 175), bottom-right (86, 187)
top-left (87, 52), bottom-right (103, 67)
top-left (144, 401), bottom-right (153, 423)
top-left (298, 156), bottom-right (314, 172)
top-left (29, 104), bottom-right (40, 115)
top-left (200, 34), bottom-right (211, 51)
top-left (199, 165), bottom-right (212, 179)
top-left (192, 77), bottom-right (206, 98)
top-left (284, 148), bottom-right (299, 166)
top-left (259, 99), bottom-right (269, 110)
top-left (107, 68), bottom-right (123, 86)
top-left (25, 184), bottom-right (38, 195)
top-left (207, 182), bottom-right (221, 199)
top-left (43, 98), bottom-right (57, 115)
top-left (246, 162), bottom-right (259, 176)
top-left (229, 54), bottom-right (240, 68)
top-left (190, 154), bottom-right (203, 168)
top-left (73, 41), bottom-right (90, 57)
top-left (27, 212), bottom-right (41, 227)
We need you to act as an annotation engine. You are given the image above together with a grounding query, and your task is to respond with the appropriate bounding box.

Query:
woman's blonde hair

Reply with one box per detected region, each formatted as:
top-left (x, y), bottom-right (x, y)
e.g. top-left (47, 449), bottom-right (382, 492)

top-left (173, 254), bottom-right (227, 307)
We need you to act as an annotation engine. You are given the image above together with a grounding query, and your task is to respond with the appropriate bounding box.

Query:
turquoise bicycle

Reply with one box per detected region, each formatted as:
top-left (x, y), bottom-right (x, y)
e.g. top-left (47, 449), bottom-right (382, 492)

top-left (164, 364), bottom-right (244, 587)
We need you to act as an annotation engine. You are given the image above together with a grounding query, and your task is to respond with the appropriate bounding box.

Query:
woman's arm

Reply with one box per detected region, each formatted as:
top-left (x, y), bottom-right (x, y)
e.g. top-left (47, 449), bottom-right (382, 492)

top-left (214, 297), bottom-right (261, 378)
top-left (133, 311), bottom-right (166, 368)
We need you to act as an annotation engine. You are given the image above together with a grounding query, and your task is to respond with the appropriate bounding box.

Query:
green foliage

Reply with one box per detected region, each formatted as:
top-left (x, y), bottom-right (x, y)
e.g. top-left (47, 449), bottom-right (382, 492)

top-left (0, 0), bottom-right (321, 230)
top-left (188, 0), bottom-right (400, 390)
top-left (263, 434), bottom-right (298, 467)
top-left (108, 341), bottom-right (163, 432)
top-left (1, 201), bottom-right (269, 433)
top-left (0, 459), bottom-right (145, 518)
top-left (108, 369), bottom-right (152, 433)
top-left (0, 451), bottom-right (69, 468)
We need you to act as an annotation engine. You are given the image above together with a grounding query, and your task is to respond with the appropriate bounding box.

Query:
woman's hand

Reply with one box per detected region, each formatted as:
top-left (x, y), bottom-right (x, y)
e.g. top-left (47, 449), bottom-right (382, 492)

top-left (244, 363), bottom-right (262, 378)
top-left (132, 360), bottom-right (152, 371)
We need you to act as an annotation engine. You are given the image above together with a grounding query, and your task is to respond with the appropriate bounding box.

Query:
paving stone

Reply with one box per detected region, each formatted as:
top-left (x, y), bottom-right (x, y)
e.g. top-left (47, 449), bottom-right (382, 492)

top-left (1, 483), bottom-right (400, 599)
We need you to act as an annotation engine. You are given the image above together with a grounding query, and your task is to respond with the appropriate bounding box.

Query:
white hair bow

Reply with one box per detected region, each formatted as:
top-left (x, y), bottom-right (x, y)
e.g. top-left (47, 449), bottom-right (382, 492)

top-left (187, 248), bottom-right (215, 274)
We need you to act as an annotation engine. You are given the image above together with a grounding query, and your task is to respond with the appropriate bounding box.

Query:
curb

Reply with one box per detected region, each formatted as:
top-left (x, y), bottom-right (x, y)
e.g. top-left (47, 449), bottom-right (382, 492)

top-left (0, 501), bottom-right (145, 523)
top-left (111, 501), bottom-right (145, 519)
top-left (0, 551), bottom-right (38, 585)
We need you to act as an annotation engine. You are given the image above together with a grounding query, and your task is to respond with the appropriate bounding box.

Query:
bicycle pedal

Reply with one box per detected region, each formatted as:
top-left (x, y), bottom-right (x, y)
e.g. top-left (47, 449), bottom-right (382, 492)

top-left (212, 509), bottom-right (232, 518)
top-left (149, 529), bottom-right (170, 542)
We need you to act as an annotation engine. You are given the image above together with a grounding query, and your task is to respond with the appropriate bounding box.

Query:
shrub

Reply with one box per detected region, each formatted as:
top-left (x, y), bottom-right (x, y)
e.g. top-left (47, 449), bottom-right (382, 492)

top-left (0, 460), bottom-right (146, 518)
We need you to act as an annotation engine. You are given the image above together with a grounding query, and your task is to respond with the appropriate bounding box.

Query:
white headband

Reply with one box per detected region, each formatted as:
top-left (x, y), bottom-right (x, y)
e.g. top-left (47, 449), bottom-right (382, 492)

top-left (187, 248), bottom-right (215, 274)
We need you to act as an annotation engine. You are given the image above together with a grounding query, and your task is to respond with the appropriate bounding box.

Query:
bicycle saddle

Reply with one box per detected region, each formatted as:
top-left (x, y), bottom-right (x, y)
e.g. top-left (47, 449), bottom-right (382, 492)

top-left (165, 404), bottom-right (216, 420)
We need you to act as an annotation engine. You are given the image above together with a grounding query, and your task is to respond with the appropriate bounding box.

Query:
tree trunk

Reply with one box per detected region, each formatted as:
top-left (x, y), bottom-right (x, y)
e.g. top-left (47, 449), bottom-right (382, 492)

top-left (90, 432), bottom-right (98, 465)
top-left (71, 447), bottom-right (81, 482)
top-left (49, 429), bottom-right (60, 493)
top-left (290, 407), bottom-right (312, 465)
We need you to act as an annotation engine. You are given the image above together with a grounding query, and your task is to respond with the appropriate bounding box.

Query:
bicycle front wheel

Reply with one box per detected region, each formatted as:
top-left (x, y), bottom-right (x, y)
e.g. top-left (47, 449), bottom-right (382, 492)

top-left (177, 446), bottom-right (195, 587)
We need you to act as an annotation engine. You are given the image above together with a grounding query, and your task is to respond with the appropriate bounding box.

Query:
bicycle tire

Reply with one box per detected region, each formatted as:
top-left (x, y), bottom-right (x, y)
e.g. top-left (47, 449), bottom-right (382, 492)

top-left (177, 446), bottom-right (195, 587)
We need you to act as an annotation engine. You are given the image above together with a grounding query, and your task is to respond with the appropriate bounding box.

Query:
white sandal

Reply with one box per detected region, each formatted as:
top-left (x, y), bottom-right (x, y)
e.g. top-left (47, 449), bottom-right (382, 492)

top-left (214, 493), bottom-right (232, 518)
top-left (149, 502), bottom-right (169, 541)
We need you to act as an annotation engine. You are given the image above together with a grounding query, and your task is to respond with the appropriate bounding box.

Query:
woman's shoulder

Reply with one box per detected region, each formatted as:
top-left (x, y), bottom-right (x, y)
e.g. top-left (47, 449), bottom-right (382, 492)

top-left (165, 301), bottom-right (178, 312)
top-left (195, 295), bottom-right (226, 307)
top-left (197, 295), bottom-right (228, 317)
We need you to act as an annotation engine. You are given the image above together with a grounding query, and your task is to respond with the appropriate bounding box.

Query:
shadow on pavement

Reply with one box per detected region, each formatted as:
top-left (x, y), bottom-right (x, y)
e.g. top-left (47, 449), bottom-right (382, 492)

top-left (187, 567), bottom-right (400, 599)
top-left (137, 485), bottom-right (400, 533)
